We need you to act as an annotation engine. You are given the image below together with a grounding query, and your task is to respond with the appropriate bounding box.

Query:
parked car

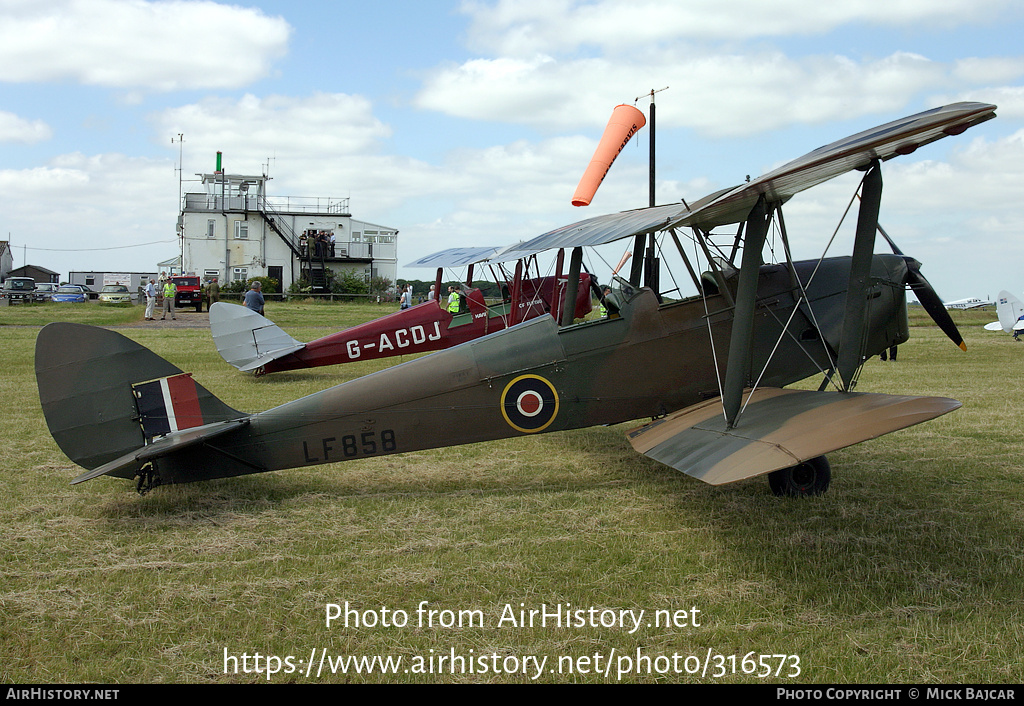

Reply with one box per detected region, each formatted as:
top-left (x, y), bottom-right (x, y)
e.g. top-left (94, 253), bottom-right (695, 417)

top-left (33, 282), bottom-right (58, 302)
top-left (99, 284), bottom-right (132, 304)
top-left (52, 285), bottom-right (88, 303)
top-left (1, 277), bottom-right (37, 304)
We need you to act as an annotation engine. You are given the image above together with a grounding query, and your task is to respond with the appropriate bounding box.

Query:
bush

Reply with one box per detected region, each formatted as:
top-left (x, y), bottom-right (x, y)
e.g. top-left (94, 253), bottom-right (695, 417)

top-left (330, 270), bottom-right (368, 295)
top-left (288, 278), bottom-right (313, 294)
top-left (225, 276), bottom-right (279, 294)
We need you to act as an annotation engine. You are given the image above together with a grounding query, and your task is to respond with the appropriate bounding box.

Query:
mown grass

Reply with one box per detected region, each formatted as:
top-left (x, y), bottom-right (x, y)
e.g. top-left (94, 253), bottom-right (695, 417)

top-left (0, 300), bottom-right (146, 327)
top-left (1, 302), bottom-right (1021, 683)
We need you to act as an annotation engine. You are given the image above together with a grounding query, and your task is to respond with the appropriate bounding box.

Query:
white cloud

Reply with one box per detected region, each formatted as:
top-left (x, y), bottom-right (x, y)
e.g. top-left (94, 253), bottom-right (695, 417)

top-left (459, 0), bottom-right (1018, 56)
top-left (427, 0), bottom-right (1024, 141)
top-left (156, 93), bottom-right (392, 163)
top-left (151, 92), bottom-right (426, 211)
top-left (952, 57), bottom-right (1024, 84)
top-left (0, 152), bottom-right (180, 276)
top-left (416, 51), bottom-right (949, 136)
top-left (0, 110), bottom-right (52, 143)
top-left (0, 0), bottom-right (291, 90)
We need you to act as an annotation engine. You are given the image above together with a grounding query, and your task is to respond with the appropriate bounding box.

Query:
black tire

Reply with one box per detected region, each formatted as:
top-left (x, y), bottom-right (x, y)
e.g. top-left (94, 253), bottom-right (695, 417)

top-left (768, 456), bottom-right (831, 497)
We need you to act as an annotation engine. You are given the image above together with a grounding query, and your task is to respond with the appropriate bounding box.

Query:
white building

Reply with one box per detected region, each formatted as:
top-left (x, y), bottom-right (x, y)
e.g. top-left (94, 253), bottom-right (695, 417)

top-left (178, 172), bottom-right (398, 292)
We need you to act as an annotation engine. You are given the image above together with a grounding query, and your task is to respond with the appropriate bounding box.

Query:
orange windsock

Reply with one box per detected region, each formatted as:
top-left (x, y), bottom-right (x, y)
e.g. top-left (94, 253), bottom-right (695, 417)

top-left (571, 104), bottom-right (646, 207)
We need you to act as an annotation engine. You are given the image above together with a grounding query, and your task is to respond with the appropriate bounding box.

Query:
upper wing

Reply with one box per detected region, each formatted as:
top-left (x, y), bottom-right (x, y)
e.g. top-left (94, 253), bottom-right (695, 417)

top-left (405, 246), bottom-right (503, 269)
top-left (673, 102), bottom-right (996, 231)
top-left (495, 102), bottom-right (996, 262)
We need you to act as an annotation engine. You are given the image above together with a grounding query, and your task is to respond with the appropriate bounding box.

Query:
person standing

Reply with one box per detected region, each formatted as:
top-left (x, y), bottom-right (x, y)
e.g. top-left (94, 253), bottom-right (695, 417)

top-left (447, 286), bottom-right (460, 314)
top-left (244, 281), bottom-right (265, 316)
top-left (400, 284), bottom-right (412, 310)
top-left (144, 279), bottom-right (157, 320)
top-left (161, 278), bottom-right (177, 320)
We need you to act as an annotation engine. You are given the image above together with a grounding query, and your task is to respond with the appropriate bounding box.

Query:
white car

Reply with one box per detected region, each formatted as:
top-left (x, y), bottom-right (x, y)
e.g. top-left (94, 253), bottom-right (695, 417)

top-left (98, 284), bottom-right (132, 304)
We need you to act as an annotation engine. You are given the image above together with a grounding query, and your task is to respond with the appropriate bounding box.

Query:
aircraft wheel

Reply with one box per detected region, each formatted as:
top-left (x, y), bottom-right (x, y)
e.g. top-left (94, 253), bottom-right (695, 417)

top-left (768, 456), bottom-right (831, 497)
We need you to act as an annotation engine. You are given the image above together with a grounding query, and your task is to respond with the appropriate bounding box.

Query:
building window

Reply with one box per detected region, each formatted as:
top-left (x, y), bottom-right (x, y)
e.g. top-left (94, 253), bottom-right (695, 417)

top-left (85, 275), bottom-right (95, 286)
top-left (234, 221), bottom-right (249, 239)
top-left (232, 267), bottom-right (247, 282)
top-left (203, 269), bottom-right (219, 278)
top-left (207, 219), bottom-right (216, 238)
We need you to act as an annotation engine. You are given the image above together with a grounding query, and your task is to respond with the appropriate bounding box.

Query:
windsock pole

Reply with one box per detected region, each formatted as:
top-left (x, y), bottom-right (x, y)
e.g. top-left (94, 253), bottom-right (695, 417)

top-left (643, 89), bottom-right (666, 295)
top-left (649, 95), bottom-right (656, 208)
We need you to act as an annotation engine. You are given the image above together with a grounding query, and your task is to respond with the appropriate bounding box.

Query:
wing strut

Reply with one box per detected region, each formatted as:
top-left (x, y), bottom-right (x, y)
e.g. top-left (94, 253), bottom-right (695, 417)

top-left (560, 247), bottom-right (584, 326)
top-left (722, 195), bottom-right (771, 428)
top-left (836, 160), bottom-right (882, 391)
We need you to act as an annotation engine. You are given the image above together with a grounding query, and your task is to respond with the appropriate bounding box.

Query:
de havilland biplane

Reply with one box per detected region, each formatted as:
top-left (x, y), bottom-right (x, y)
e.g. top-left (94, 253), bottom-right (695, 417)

top-left (208, 247), bottom-right (595, 375)
top-left (35, 102), bottom-right (995, 497)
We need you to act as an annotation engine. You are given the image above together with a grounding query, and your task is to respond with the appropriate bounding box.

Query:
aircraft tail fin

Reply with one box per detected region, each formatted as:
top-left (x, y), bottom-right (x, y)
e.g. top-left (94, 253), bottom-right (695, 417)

top-left (35, 323), bottom-right (246, 481)
top-left (994, 290), bottom-right (1024, 333)
top-left (210, 302), bottom-right (306, 371)
top-left (626, 388), bottom-right (960, 486)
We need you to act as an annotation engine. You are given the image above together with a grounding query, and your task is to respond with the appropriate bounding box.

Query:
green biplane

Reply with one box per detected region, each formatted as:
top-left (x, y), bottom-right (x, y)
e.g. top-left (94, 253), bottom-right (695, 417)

top-left (36, 102), bottom-right (995, 496)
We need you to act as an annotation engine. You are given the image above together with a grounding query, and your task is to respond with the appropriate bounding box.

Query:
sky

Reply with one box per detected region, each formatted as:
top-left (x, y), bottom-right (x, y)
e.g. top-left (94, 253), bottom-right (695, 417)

top-left (1, 0), bottom-right (1023, 300)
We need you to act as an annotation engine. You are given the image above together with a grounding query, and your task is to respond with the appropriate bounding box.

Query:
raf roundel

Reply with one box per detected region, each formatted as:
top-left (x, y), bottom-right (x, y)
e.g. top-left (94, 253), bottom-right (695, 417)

top-left (500, 375), bottom-right (560, 433)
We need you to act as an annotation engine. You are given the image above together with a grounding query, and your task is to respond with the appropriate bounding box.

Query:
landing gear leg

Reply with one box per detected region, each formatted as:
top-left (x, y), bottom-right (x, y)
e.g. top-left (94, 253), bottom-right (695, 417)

top-left (768, 455), bottom-right (831, 497)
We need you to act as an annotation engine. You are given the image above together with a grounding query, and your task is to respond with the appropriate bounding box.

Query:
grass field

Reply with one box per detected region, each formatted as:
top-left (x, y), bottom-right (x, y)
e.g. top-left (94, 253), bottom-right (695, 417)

top-left (1, 301), bottom-right (1021, 683)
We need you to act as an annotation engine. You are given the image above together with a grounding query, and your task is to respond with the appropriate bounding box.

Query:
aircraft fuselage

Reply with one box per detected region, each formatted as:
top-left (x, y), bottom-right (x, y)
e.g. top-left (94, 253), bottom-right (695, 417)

top-left (151, 254), bottom-right (910, 485)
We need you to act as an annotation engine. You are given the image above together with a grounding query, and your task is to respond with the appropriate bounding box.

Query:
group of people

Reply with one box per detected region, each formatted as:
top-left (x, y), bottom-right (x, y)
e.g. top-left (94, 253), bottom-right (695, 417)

top-left (401, 282), bottom-right (611, 318)
top-left (143, 274), bottom-right (181, 321)
top-left (396, 283), bottom-right (460, 313)
top-left (142, 275), bottom-right (226, 321)
top-left (299, 230), bottom-right (335, 258)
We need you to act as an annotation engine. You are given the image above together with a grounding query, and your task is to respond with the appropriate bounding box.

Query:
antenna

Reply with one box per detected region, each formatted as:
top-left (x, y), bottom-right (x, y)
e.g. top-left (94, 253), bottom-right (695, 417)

top-left (171, 134), bottom-right (184, 204)
top-left (171, 133), bottom-right (185, 271)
